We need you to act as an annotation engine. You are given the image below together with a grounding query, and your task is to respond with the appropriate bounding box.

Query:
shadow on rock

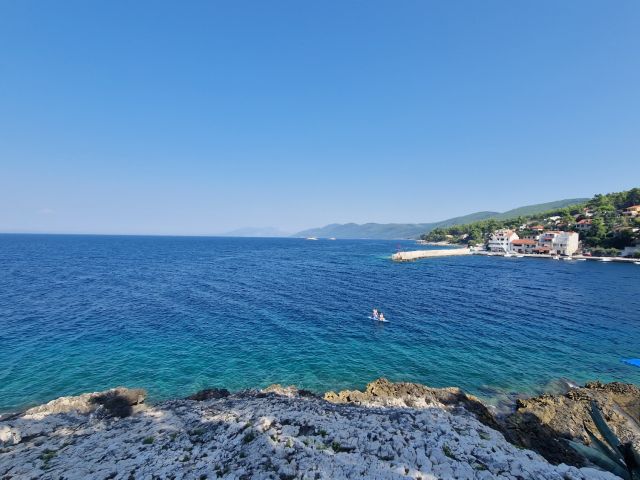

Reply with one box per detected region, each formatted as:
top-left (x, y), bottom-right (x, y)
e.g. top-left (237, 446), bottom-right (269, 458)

top-left (90, 389), bottom-right (146, 418)
top-left (500, 381), bottom-right (640, 467)
top-left (186, 388), bottom-right (230, 401)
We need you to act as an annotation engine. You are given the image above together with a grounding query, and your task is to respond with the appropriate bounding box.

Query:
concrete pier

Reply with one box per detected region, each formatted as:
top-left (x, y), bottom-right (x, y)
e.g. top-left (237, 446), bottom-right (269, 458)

top-left (392, 248), bottom-right (471, 261)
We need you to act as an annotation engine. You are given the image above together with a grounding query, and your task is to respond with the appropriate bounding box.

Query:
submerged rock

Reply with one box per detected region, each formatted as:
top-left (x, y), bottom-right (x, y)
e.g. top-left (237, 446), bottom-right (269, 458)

top-left (262, 384), bottom-right (300, 397)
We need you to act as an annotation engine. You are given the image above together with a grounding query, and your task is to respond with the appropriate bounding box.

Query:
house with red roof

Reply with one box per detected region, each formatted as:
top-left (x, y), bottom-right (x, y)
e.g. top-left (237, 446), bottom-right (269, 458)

top-left (574, 219), bottom-right (593, 231)
top-left (623, 205), bottom-right (640, 217)
top-left (511, 239), bottom-right (537, 254)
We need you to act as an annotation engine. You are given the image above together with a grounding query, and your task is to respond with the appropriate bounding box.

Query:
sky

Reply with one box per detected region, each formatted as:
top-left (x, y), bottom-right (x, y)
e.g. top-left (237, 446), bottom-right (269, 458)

top-left (1, 1), bottom-right (639, 235)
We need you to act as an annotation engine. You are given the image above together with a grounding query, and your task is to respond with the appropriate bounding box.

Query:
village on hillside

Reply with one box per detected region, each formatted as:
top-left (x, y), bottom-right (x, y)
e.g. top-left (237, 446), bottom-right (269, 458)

top-left (421, 189), bottom-right (640, 259)
top-left (488, 203), bottom-right (640, 257)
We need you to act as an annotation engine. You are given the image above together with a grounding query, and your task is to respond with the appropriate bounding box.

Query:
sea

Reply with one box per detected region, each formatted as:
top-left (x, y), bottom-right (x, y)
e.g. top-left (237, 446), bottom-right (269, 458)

top-left (1, 234), bottom-right (639, 413)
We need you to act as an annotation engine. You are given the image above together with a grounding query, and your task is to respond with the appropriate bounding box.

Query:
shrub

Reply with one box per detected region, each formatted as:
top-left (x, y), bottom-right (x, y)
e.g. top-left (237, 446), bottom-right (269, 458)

top-left (242, 430), bottom-right (257, 444)
top-left (40, 449), bottom-right (56, 464)
top-left (590, 247), bottom-right (620, 257)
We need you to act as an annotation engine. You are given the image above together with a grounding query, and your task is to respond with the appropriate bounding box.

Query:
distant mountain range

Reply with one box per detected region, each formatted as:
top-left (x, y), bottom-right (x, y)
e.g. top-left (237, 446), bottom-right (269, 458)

top-left (293, 198), bottom-right (588, 239)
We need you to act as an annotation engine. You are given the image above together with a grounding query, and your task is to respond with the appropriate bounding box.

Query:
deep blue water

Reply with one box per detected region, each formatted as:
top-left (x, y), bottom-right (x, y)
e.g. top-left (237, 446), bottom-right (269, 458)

top-left (1, 234), bottom-right (639, 412)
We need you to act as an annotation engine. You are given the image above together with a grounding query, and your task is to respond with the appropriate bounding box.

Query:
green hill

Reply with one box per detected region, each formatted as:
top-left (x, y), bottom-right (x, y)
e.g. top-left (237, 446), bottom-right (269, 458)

top-left (493, 198), bottom-right (588, 220)
top-left (293, 198), bottom-right (588, 239)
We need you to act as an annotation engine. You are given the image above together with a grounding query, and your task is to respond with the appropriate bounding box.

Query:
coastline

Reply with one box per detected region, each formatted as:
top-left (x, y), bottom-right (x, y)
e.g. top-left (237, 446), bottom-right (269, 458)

top-left (2, 379), bottom-right (637, 479)
top-left (474, 251), bottom-right (640, 263)
top-left (394, 247), bottom-right (639, 263)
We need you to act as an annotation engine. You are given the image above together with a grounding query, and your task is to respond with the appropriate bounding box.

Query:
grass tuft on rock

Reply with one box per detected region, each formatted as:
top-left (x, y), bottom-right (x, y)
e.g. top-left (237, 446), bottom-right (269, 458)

top-left (242, 430), bottom-right (257, 444)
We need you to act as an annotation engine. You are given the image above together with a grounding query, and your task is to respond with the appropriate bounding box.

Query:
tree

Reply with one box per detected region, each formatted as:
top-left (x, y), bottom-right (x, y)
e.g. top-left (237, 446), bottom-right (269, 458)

top-left (591, 217), bottom-right (607, 240)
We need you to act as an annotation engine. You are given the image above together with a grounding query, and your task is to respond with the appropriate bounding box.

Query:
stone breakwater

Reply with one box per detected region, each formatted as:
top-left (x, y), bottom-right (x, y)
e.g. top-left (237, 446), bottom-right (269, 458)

top-left (0, 379), bottom-right (628, 480)
top-left (391, 248), bottom-right (471, 261)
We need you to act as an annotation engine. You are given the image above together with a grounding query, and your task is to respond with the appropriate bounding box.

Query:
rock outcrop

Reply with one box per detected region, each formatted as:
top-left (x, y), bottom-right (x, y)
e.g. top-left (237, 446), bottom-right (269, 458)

top-left (186, 388), bottom-right (230, 401)
top-left (325, 378), bottom-right (500, 431)
top-left (0, 387), bottom-right (146, 448)
top-left (3, 379), bottom-right (639, 479)
top-left (22, 387), bottom-right (146, 418)
top-left (0, 383), bottom-right (618, 479)
top-left (502, 381), bottom-right (640, 466)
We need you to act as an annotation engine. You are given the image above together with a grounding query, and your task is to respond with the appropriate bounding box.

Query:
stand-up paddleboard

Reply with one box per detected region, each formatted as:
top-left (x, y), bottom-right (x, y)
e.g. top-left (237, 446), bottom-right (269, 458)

top-left (623, 358), bottom-right (640, 368)
top-left (369, 316), bottom-right (390, 323)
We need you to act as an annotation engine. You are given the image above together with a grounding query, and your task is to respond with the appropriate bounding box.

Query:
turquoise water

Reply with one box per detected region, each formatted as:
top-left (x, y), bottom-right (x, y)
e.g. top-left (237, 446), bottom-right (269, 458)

top-left (1, 234), bottom-right (639, 412)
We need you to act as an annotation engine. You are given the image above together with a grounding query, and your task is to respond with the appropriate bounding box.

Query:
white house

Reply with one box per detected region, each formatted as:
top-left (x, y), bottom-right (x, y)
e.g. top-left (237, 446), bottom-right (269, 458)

top-left (488, 229), bottom-right (519, 252)
top-left (538, 231), bottom-right (560, 249)
top-left (551, 232), bottom-right (580, 256)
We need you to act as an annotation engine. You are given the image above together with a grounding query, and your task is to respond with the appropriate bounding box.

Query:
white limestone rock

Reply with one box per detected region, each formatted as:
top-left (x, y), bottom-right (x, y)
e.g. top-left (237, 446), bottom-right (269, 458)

top-left (0, 388), bottom-right (621, 480)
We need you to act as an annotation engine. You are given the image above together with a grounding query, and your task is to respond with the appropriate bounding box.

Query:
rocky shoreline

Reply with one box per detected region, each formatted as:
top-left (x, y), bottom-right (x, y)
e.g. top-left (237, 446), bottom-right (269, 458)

top-left (1, 379), bottom-right (638, 479)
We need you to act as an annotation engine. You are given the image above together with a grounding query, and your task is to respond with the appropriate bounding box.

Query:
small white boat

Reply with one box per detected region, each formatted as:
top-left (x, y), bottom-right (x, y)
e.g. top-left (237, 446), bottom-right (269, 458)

top-left (576, 258), bottom-right (587, 261)
top-left (329, 237), bottom-right (336, 241)
top-left (562, 257), bottom-right (573, 261)
top-left (553, 255), bottom-right (560, 260)
top-left (503, 252), bottom-right (514, 257)
top-left (306, 237), bottom-right (318, 241)
top-left (600, 257), bottom-right (612, 262)
top-left (635, 261), bottom-right (640, 265)
top-left (515, 254), bottom-right (524, 258)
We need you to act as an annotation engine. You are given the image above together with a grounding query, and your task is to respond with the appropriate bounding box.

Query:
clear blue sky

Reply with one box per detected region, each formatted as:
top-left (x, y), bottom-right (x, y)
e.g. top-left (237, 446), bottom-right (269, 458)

top-left (1, 1), bottom-right (639, 235)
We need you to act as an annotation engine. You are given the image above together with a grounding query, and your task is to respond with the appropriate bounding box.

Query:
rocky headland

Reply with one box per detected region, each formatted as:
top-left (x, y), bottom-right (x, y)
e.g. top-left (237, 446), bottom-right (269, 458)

top-left (1, 379), bottom-right (638, 479)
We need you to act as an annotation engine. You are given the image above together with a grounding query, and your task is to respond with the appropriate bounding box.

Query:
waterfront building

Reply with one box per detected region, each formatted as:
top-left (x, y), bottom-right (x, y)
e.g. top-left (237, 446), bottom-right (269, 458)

top-left (551, 231), bottom-right (580, 256)
top-left (511, 239), bottom-right (537, 254)
top-left (489, 229), bottom-right (580, 256)
top-left (519, 232), bottom-right (540, 241)
top-left (488, 229), bottom-right (519, 252)
top-left (538, 231), bottom-right (560, 249)
top-left (533, 231), bottom-right (580, 256)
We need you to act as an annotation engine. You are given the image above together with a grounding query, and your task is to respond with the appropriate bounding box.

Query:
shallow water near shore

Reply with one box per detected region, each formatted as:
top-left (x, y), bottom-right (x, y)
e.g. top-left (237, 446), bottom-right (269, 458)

top-left (1, 234), bottom-right (639, 412)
